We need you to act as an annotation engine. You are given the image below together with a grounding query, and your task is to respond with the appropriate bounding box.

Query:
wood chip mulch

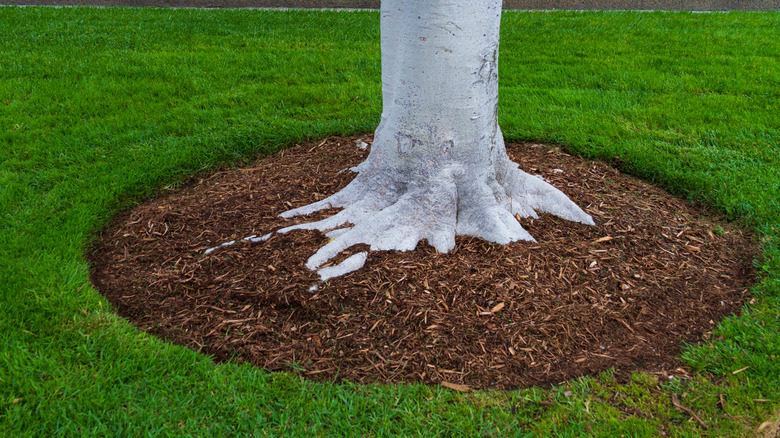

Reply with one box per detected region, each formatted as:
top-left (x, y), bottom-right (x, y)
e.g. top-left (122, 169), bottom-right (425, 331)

top-left (89, 135), bottom-right (757, 390)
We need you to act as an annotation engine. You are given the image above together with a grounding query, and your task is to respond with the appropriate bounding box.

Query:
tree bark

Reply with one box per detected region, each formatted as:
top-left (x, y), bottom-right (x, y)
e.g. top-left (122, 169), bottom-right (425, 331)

top-left (280, 0), bottom-right (593, 279)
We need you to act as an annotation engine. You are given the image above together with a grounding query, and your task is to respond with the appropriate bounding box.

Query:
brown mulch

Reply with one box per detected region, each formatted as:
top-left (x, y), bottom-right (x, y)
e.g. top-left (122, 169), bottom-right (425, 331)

top-left (89, 135), bottom-right (756, 390)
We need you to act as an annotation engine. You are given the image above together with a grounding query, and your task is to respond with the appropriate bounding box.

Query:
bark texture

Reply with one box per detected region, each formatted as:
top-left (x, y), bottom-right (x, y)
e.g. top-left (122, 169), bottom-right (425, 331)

top-left (281, 0), bottom-right (594, 279)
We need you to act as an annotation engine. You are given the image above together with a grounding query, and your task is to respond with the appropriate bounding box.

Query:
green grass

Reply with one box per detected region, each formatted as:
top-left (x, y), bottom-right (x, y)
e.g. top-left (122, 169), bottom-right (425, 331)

top-left (1, 6), bottom-right (778, 436)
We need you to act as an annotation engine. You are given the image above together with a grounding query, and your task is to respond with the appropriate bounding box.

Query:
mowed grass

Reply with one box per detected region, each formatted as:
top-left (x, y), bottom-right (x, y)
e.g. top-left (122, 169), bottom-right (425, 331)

top-left (0, 6), bottom-right (778, 436)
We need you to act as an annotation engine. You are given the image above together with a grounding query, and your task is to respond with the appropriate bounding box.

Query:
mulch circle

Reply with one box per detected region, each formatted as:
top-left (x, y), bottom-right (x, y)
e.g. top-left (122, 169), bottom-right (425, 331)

top-left (89, 135), bottom-right (757, 390)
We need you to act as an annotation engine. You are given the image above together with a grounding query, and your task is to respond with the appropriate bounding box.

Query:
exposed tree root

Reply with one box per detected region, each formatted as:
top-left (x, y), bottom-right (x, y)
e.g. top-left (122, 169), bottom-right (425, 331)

top-left (280, 143), bottom-right (594, 281)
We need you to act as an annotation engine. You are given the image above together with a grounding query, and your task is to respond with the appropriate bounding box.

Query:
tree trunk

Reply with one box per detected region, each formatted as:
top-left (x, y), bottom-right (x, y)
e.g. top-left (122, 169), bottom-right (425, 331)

top-left (280, 0), bottom-right (593, 278)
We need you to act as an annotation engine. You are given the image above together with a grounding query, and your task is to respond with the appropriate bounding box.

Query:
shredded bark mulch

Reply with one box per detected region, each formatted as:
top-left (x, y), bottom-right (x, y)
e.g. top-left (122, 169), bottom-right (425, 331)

top-left (89, 135), bottom-right (756, 390)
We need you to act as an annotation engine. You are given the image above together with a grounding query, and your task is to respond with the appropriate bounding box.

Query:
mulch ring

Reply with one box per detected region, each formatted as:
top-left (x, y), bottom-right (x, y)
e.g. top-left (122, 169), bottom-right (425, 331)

top-left (89, 135), bottom-right (757, 391)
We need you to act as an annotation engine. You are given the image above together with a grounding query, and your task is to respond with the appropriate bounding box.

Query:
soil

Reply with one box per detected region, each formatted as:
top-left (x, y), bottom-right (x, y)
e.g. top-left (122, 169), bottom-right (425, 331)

top-left (89, 135), bottom-right (756, 391)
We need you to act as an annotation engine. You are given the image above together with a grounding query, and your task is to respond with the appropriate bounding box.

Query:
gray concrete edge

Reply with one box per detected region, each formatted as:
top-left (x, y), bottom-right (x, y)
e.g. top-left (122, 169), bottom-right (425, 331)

top-left (2, 0), bottom-right (779, 10)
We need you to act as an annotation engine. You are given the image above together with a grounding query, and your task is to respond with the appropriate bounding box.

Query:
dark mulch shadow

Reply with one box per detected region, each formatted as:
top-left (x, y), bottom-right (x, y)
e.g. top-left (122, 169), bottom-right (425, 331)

top-left (89, 135), bottom-right (756, 390)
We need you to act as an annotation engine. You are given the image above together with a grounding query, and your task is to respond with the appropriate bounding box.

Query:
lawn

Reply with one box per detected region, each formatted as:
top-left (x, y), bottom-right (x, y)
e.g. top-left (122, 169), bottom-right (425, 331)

top-left (1, 6), bottom-right (778, 436)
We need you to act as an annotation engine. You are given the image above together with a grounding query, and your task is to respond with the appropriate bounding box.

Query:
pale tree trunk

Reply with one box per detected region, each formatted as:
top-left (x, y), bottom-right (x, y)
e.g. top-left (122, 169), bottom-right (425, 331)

top-left (280, 0), bottom-right (593, 280)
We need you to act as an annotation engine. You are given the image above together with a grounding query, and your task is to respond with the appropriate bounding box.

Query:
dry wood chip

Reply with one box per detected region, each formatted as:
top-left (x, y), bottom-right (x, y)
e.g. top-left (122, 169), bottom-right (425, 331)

top-left (671, 394), bottom-right (708, 429)
top-left (491, 302), bottom-right (505, 313)
top-left (441, 382), bottom-right (472, 392)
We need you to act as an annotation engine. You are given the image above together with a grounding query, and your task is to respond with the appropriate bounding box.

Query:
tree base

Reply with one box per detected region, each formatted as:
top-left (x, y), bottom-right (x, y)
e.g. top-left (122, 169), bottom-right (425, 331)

top-left (280, 141), bottom-right (594, 280)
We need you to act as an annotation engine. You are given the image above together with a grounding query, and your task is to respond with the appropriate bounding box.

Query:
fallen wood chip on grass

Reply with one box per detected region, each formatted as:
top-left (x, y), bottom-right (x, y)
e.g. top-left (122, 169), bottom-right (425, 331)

top-left (441, 381), bottom-right (471, 392)
top-left (671, 394), bottom-right (708, 429)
